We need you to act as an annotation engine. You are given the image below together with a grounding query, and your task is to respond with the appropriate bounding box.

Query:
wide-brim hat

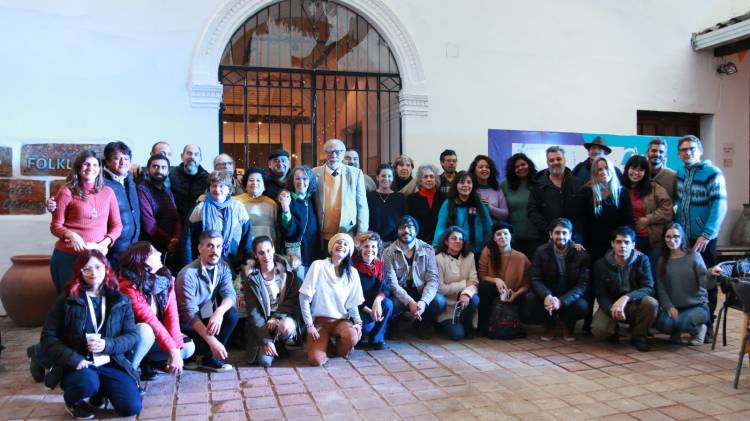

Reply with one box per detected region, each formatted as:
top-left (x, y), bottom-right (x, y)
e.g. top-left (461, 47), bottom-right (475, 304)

top-left (583, 136), bottom-right (612, 155)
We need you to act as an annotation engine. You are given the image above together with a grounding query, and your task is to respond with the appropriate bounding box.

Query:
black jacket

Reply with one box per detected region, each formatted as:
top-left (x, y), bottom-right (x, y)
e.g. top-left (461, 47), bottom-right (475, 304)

top-left (40, 291), bottom-right (139, 388)
top-left (405, 190), bottom-right (447, 244)
top-left (103, 172), bottom-right (141, 261)
top-left (242, 257), bottom-right (302, 363)
top-left (593, 249), bottom-right (654, 313)
top-left (280, 195), bottom-right (320, 266)
top-left (527, 169), bottom-right (584, 241)
top-left (580, 186), bottom-right (633, 262)
top-left (169, 164), bottom-right (209, 223)
top-left (530, 241), bottom-right (590, 307)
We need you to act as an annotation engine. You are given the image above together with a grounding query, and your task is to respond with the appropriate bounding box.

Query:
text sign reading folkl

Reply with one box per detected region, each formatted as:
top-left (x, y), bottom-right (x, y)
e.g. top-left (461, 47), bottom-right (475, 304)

top-left (21, 144), bottom-right (106, 176)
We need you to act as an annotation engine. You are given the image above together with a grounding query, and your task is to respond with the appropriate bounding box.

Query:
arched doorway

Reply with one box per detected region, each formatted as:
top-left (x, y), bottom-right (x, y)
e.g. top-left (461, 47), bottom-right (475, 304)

top-left (219, 0), bottom-right (401, 175)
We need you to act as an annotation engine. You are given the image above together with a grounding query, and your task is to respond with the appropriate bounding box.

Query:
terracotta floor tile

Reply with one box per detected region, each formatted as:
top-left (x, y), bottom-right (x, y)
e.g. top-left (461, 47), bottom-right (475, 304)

top-left (657, 404), bottom-right (706, 420)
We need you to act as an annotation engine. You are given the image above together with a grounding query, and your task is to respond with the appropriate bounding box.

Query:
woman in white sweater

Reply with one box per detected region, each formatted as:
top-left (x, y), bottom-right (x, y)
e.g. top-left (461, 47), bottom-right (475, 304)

top-left (435, 226), bottom-right (479, 340)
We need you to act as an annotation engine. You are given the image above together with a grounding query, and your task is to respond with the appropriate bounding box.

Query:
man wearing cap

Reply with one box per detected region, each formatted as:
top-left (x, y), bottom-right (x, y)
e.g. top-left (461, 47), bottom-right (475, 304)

top-left (312, 139), bottom-right (369, 241)
top-left (572, 136), bottom-right (623, 183)
top-left (384, 216), bottom-right (445, 337)
top-left (343, 148), bottom-right (376, 191)
top-left (263, 150), bottom-right (291, 201)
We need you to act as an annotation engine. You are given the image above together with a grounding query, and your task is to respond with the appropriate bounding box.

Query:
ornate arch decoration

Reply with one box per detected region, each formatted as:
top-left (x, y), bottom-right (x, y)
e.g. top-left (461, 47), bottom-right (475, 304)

top-left (189, 0), bottom-right (428, 116)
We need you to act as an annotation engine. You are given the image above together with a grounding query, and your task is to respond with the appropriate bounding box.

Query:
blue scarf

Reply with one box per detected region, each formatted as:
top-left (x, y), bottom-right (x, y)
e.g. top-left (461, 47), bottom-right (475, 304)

top-left (120, 269), bottom-right (171, 314)
top-left (202, 195), bottom-right (234, 252)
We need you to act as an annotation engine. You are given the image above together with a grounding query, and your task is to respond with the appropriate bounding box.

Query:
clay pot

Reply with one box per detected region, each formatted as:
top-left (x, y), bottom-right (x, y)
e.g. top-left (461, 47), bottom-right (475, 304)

top-left (0, 255), bottom-right (56, 327)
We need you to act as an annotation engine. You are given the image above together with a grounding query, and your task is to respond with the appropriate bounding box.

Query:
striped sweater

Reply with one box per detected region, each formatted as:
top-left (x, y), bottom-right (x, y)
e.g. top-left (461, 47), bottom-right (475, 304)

top-left (676, 160), bottom-right (727, 240)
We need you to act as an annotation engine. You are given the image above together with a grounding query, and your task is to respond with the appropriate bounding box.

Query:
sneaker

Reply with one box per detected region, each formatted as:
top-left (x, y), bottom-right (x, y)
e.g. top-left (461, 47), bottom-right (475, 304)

top-left (630, 337), bottom-right (651, 352)
top-left (201, 357), bottom-right (234, 372)
top-left (562, 326), bottom-right (576, 342)
top-left (581, 324), bottom-right (593, 337)
top-left (140, 364), bottom-right (157, 381)
top-left (689, 324), bottom-right (707, 346)
top-left (540, 328), bottom-right (555, 342)
top-left (88, 395), bottom-right (109, 410)
top-left (27, 345), bottom-right (45, 383)
top-left (65, 403), bottom-right (95, 420)
top-left (669, 332), bottom-right (682, 344)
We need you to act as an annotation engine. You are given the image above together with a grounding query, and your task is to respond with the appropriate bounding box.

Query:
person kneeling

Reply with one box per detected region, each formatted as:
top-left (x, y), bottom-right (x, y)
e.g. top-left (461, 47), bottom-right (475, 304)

top-left (41, 250), bottom-right (141, 419)
top-left (118, 242), bottom-right (195, 381)
top-left (592, 226), bottom-right (658, 352)
top-left (653, 223), bottom-right (712, 345)
top-left (243, 236), bottom-right (302, 367)
top-left (300, 234), bottom-right (364, 366)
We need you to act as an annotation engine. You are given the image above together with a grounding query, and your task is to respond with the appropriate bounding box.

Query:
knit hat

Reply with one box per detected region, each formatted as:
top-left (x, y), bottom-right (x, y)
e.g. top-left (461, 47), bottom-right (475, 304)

top-left (492, 222), bottom-right (514, 235)
top-left (328, 233), bottom-right (355, 256)
top-left (397, 215), bottom-right (420, 236)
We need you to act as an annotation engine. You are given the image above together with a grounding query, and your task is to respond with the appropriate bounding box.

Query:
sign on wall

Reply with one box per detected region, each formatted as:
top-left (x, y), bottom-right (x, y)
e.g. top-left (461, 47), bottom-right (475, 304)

top-left (21, 144), bottom-right (105, 176)
top-left (488, 129), bottom-right (681, 181)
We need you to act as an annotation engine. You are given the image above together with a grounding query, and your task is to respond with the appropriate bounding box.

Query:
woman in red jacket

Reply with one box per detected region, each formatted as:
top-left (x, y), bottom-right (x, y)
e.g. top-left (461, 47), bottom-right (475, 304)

top-left (118, 241), bottom-right (194, 380)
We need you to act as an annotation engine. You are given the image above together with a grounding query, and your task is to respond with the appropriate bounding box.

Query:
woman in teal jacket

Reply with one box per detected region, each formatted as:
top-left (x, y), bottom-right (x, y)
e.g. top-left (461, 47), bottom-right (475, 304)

top-left (433, 171), bottom-right (492, 255)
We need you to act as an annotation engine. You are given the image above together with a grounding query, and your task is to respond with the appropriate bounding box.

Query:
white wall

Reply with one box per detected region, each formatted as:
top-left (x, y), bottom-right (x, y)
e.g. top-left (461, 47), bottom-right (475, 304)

top-left (1, 1), bottom-right (749, 310)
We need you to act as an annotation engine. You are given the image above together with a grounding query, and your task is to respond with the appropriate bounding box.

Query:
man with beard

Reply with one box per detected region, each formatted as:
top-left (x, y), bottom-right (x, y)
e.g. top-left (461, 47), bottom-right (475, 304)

top-left (132, 141), bottom-right (174, 188)
top-left (527, 218), bottom-right (590, 342)
top-left (263, 150), bottom-right (291, 201)
top-left (438, 149), bottom-right (458, 194)
top-left (343, 148), bottom-right (376, 191)
top-left (528, 146), bottom-right (584, 242)
top-left (137, 153), bottom-right (181, 271)
top-left (170, 144), bottom-right (209, 222)
top-left (384, 216), bottom-right (445, 338)
top-left (213, 153), bottom-right (244, 195)
top-left (176, 230), bottom-right (238, 372)
top-left (647, 138), bottom-right (677, 201)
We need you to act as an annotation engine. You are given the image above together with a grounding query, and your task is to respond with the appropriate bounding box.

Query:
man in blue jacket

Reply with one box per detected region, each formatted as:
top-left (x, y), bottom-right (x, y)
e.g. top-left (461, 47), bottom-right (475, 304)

top-left (102, 141), bottom-right (141, 266)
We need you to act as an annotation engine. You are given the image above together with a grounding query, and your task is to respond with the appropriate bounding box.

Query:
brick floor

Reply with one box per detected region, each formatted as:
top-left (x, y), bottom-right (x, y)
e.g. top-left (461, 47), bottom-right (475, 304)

top-left (2, 311), bottom-right (750, 420)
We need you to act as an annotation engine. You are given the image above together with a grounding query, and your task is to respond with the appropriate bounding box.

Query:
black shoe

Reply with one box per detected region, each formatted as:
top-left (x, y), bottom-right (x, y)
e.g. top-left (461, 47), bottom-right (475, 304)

top-left (140, 364), bottom-right (157, 381)
top-left (88, 395), bottom-right (108, 410)
top-left (605, 333), bottom-right (620, 344)
top-left (581, 326), bottom-right (593, 337)
top-left (66, 403), bottom-right (95, 420)
top-left (371, 342), bottom-right (389, 351)
top-left (27, 346), bottom-right (45, 383)
top-left (464, 328), bottom-right (475, 340)
top-left (276, 343), bottom-right (290, 359)
top-left (630, 337), bottom-right (651, 352)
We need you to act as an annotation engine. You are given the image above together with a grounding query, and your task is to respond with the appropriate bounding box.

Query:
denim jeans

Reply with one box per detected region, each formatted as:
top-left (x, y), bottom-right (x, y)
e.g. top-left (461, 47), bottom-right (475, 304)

top-left (392, 292), bottom-right (446, 326)
top-left (61, 364), bottom-right (141, 416)
top-left (439, 294), bottom-right (479, 340)
top-left (130, 323), bottom-right (196, 369)
top-left (361, 297), bottom-right (394, 344)
top-left (50, 249), bottom-right (77, 295)
top-left (653, 304), bottom-right (710, 334)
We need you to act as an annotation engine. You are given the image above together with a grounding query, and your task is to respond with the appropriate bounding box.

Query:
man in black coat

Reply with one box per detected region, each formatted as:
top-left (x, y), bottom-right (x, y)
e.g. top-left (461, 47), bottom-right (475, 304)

top-left (169, 144), bottom-right (209, 223)
top-left (527, 218), bottom-right (590, 342)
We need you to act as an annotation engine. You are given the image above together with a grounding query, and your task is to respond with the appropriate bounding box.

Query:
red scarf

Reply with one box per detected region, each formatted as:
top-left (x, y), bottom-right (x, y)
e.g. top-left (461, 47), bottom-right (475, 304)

top-left (418, 186), bottom-right (437, 208)
top-left (352, 255), bottom-right (384, 280)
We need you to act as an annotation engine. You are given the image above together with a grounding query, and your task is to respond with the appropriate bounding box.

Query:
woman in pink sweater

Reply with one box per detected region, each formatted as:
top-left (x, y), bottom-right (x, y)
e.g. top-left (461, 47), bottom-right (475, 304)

top-left (50, 150), bottom-right (122, 294)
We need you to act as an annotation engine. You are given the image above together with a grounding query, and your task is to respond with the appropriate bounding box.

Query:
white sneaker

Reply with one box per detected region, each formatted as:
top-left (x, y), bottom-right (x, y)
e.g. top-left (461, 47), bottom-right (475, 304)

top-left (689, 325), bottom-right (707, 346)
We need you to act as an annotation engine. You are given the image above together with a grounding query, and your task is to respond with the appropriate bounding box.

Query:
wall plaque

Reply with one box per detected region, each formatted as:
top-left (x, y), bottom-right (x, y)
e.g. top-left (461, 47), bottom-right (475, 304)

top-left (21, 144), bottom-right (106, 176)
top-left (0, 179), bottom-right (46, 215)
top-left (50, 179), bottom-right (67, 199)
top-left (0, 147), bottom-right (10, 177)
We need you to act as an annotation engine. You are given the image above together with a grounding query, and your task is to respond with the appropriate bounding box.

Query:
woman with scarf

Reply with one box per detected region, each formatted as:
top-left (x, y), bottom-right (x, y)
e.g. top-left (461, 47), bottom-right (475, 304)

top-left (278, 165), bottom-right (320, 279)
top-left (469, 155), bottom-right (508, 223)
top-left (183, 170), bottom-right (253, 269)
top-left (353, 231), bottom-right (392, 350)
top-left (405, 164), bottom-right (447, 244)
top-left (433, 171), bottom-right (493, 256)
top-left (118, 242), bottom-right (195, 380)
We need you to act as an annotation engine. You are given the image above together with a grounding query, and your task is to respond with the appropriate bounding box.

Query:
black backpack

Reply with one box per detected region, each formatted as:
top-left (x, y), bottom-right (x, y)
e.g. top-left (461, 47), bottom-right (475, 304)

top-left (487, 297), bottom-right (526, 340)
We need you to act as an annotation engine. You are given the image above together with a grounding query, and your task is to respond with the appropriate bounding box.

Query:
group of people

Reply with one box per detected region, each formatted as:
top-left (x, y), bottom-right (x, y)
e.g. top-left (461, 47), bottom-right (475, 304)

top-left (28, 134), bottom-right (727, 419)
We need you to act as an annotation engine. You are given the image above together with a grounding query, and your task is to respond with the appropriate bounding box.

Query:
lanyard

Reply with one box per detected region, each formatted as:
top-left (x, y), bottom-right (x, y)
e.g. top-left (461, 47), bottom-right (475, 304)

top-left (203, 264), bottom-right (218, 297)
top-left (85, 294), bottom-right (106, 334)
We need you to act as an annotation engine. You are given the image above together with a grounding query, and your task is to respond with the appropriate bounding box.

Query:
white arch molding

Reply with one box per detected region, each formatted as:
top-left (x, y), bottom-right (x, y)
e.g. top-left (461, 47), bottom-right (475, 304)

top-left (189, 0), bottom-right (428, 117)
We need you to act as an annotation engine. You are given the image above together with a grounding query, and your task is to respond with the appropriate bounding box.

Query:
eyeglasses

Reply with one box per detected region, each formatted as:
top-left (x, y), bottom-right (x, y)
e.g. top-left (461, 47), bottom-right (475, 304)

top-left (324, 149), bottom-right (346, 156)
top-left (81, 265), bottom-right (104, 274)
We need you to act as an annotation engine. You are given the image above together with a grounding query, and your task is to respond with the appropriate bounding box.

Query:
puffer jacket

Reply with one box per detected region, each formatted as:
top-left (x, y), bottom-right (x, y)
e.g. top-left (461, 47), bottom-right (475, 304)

top-left (40, 290), bottom-right (139, 388)
top-left (103, 171), bottom-right (141, 261)
top-left (242, 256), bottom-right (302, 363)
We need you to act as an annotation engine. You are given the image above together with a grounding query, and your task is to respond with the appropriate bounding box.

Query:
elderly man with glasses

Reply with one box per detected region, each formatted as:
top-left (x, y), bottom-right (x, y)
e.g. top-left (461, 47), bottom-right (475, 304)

top-left (312, 139), bottom-right (369, 243)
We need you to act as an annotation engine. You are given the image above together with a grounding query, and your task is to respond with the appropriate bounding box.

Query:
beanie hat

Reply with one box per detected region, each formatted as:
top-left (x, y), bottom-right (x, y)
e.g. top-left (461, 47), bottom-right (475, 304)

top-left (328, 233), bottom-right (354, 256)
top-left (397, 215), bottom-right (420, 236)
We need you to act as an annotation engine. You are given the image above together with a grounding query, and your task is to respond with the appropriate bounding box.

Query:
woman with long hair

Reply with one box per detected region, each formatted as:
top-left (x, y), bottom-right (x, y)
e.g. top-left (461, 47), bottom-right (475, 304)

top-left (405, 164), bottom-right (447, 244)
top-left (477, 223), bottom-right (531, 336)
top-left (183, 170), bottom-right (252, 269)
top-left (50, 149), bottom-right (122, 294)
top-left (621, 155), bottom-right (673, 264)
top-left (41, 250), bottom-right (141, 419)
top-left (500, 153), bottom-right (541, 258)
top-left (433, 171), bottom-right (493, 255)
top-left (435, 226), bottom-right (479, 340)
top-left (653, 223), bottom-right (712, 345)
top-left (118, 241), bottom-right (195, 380)
top-left (353, 232), bottom-right (393, 349)
top-left (367, 164), bottom-right (407, 243)
top-left (278, 165), bottom-right (320, 279)
top-left (468, 155), bottom-right (508, 223)
top-left (299, 233), bottom-right (364, 366)
top-left (234, 167), bottom-right (278, 244)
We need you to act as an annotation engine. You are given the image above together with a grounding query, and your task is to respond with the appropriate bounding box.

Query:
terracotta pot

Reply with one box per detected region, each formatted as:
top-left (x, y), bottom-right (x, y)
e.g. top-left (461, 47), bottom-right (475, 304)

top-left (0, 255), bottom-right (56, 327)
